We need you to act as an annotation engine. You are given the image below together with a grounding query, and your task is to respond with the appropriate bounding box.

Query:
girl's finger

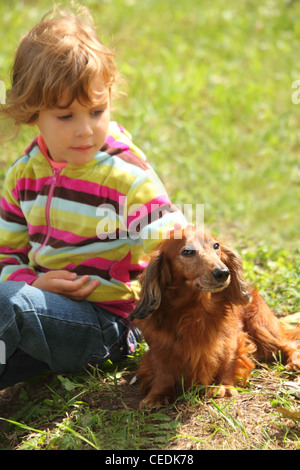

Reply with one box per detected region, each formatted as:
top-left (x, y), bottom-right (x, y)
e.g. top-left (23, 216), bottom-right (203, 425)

top-left (65, 279), bottom-right (101, 300)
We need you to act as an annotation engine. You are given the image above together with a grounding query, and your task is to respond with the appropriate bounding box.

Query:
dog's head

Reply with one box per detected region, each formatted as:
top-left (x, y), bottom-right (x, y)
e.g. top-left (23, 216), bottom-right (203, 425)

top-left (130, 226), bottom-right (251, 320)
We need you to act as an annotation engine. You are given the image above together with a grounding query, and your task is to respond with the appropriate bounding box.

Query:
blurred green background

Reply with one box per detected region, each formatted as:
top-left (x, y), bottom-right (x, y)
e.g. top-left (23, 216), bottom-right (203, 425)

top-left (0, 0), bottom-right (299, 312)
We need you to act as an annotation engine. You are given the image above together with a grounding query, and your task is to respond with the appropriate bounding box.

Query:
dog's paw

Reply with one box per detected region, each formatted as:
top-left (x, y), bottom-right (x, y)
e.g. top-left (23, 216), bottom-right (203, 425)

top-left (285, 347), bottom-right (300, 371)
top-left (139, 396), bottom-right (169, 410)
top-left (207, 384), bottom-right (239, 398)
top-left (139, 390), bottom-right (176, 410)
top-left (285, 361), bottom-right (300, 372)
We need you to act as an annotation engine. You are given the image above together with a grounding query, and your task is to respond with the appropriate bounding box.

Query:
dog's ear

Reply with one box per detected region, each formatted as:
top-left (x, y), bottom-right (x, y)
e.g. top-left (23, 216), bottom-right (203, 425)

top-left (130, 250), bottom-right (172, 319)
top-left (220, 244), bottom-right (252, 305)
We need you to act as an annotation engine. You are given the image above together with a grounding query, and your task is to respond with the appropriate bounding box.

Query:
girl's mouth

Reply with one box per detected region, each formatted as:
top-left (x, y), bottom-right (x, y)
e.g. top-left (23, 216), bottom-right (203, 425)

top-left (71, 145), bottom-right (94, 152)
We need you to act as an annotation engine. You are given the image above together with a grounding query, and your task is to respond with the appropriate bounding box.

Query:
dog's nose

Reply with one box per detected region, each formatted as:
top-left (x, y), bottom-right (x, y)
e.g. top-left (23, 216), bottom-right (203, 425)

top-left (212, 268), bottom-right (230, 283)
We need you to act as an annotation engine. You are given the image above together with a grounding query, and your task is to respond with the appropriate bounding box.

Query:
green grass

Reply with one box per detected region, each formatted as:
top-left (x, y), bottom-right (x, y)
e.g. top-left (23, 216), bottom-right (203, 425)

top-left (0, 366), bottom-right (179, 450)
top-left (0, 0), bottom-right (300, 450)
top-left (1, 361), bottom-right (300, 450)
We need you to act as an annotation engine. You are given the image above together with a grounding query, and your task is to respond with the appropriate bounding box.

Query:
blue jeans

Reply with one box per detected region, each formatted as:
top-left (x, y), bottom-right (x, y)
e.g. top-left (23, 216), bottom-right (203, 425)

top-left (0, 281), bottom-right (138, 390)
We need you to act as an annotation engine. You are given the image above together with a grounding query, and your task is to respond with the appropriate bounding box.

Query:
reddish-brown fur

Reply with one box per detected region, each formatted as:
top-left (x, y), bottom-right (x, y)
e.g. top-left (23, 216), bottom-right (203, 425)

top-left (130, 226), bottom-right (300, 408)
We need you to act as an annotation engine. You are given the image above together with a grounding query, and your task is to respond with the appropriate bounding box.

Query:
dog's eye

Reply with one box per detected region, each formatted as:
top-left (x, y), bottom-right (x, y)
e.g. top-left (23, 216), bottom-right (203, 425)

top-left (213, 243), bottom-right (220, 250)
top-left (181, 249), bottom-right (196, 257)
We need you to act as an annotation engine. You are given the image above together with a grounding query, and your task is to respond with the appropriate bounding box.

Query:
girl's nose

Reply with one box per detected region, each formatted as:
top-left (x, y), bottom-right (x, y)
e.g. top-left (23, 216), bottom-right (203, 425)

top-left (75, 118), bottom-right (93, 137)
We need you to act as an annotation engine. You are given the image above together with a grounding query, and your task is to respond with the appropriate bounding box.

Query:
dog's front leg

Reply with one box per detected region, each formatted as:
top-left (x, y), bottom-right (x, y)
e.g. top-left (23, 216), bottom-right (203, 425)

top-left (138, 353), bottom-right (177, 409)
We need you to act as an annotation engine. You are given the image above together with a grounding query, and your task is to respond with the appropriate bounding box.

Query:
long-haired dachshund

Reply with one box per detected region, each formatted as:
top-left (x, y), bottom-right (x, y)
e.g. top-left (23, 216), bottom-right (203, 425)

top-left (130, 226), bottom-right (300, 408)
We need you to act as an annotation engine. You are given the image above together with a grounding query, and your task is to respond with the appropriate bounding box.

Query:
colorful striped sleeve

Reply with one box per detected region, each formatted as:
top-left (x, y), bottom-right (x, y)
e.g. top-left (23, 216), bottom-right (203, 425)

top-left (105, 122), bottom-right (187, 253)
top-left (0, 163), bottom-right (38, 283)
top-left (125, 166), bottom-right (187, 253)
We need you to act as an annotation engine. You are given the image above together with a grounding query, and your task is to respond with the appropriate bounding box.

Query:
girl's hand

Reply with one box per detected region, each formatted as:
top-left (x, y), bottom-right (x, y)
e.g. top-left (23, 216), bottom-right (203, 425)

top-left (31, 270), bottom-right (100, 301)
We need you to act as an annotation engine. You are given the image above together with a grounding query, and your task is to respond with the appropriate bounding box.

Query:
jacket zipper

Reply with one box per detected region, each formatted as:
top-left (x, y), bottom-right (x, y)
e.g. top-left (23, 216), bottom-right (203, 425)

top-left (33, 167), bottom-right (61, 265)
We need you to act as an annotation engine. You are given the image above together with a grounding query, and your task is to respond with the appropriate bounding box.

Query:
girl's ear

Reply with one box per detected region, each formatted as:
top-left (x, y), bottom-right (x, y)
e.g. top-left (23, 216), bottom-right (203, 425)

top-left (130, 250), bottom-right (172, 320)
top-left (27, 115), bottom-right (38, 126)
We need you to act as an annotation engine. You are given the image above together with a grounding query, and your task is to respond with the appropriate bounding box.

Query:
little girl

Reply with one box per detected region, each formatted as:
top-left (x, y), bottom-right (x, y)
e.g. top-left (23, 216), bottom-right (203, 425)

top-left (0, 7), bottom-right (185, 389)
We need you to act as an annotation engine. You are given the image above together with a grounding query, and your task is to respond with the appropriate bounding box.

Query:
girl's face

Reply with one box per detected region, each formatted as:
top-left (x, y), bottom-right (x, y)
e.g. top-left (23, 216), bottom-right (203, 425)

top-left (35, 79), bottom-right (110, 165)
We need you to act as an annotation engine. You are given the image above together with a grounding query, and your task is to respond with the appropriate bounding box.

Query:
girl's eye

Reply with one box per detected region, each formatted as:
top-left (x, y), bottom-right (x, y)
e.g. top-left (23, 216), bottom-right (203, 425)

top-left (91, 109), bottom-right (104, 116)
top-left (57, 114), bottom-right (72, 120)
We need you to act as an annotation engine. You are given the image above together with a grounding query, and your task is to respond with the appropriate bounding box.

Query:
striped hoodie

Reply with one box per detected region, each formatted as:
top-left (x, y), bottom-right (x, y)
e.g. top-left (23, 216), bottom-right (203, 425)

top-left (0, 122), bottom-right (185, 318)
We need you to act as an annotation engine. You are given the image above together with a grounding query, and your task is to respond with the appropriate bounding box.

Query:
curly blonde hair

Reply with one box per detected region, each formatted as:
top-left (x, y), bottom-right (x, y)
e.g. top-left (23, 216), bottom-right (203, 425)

top-left (1, 5), bottom-right (119, 129)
